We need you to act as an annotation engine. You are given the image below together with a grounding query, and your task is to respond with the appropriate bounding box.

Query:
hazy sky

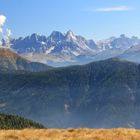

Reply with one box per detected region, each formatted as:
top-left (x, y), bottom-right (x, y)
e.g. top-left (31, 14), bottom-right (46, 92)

top-left (0, 0), bottom-right (140, 40)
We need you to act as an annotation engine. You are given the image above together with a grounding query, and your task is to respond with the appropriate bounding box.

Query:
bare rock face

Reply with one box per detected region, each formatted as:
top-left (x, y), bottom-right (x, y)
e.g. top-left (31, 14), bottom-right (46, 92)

top-left (9, 32), bottom-right (140, 66)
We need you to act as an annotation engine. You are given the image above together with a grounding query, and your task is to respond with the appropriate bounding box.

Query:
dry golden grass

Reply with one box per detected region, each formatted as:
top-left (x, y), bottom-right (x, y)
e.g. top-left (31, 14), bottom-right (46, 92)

top-left (0, 128), bottom-right (140, 140)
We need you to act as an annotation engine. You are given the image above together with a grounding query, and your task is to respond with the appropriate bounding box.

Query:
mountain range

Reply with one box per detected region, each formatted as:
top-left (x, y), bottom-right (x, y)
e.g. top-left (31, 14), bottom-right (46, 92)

top-left (0, 48), bottom-right (140, 128)
top-left (5, 31), bottom-right (140, 66)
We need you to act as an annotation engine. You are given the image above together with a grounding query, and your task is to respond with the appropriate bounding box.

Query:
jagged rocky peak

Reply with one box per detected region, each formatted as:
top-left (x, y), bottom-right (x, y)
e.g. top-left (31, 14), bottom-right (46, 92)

top-left (48, 31), bottom-right (65, 42)
top-left (30, 33), bottom-right (40, 41)
top-left (120, 34), bottom-right (126, 38)
top-left (65, 30), bottom-right (77, 41)
top-left (126, 45), bottom-right (140, 53)
top-left (87, 39), bottom-right (98, 50)
top-left (23, 33), bottom-right (47, 43)
top-left (9, 32), bottom-right (140, 66)
top-left (131, 36), bottom-right (139, 40)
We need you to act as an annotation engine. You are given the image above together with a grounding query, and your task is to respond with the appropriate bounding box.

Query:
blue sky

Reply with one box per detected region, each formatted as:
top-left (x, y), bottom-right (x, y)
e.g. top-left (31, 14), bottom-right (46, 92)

top-left (0, 0), bottom-right (140, 40)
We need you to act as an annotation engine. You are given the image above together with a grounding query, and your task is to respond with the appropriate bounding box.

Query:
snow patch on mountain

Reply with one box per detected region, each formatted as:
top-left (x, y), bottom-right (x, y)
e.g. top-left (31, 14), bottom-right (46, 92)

top-left (6, 31), bottom-right (140, 66)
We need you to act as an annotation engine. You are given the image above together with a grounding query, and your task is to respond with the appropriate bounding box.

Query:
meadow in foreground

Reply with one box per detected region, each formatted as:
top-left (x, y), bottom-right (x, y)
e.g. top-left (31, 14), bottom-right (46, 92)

top-left (1, 128), bottom-right (140, 140)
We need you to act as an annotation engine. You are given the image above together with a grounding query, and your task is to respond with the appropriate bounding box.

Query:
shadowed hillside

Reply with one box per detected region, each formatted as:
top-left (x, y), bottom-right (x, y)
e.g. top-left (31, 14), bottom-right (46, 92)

top-left (1, 58), bottom-right (140, 128)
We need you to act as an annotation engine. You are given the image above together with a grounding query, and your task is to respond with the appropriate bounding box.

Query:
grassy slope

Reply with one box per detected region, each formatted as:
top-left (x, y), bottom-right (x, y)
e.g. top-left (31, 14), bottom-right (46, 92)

top-left (1, 128), bottom-right (140, 140)
top-left (0, 48), bottom-right (51, 72)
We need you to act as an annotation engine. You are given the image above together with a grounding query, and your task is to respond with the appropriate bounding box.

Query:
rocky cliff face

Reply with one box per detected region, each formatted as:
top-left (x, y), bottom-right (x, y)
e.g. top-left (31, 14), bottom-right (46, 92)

top-left (8, 32), bottom-right (140, 66)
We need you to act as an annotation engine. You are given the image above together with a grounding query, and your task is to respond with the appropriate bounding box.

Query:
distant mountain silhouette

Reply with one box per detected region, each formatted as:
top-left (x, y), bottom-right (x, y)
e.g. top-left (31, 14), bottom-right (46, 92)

top-left (7, 31), bottom-right (140, 66)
